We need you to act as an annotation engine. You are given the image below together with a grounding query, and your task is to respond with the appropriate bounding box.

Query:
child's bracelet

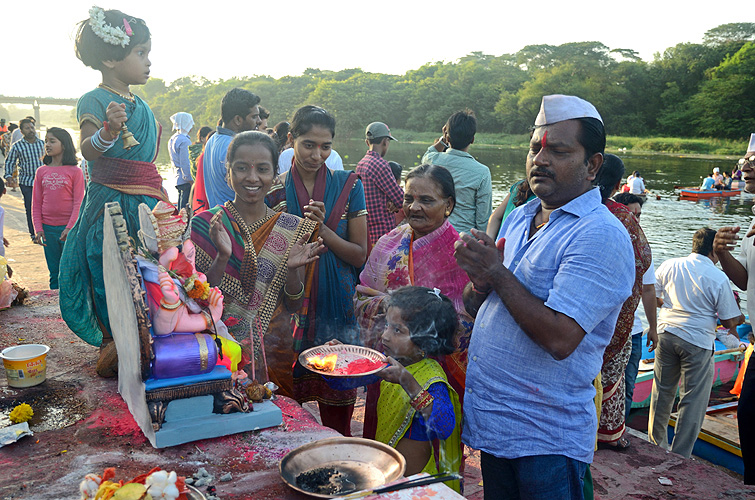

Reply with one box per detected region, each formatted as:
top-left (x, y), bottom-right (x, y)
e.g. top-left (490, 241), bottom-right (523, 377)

top-left (410, 389), bottom-right (434, 412)
top-left (91, 128), bottom-right (116, 152)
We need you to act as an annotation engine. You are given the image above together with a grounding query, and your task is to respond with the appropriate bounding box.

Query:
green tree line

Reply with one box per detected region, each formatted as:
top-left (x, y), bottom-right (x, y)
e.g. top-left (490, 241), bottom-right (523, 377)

top-left (134, 23), bottom-right (755, 142)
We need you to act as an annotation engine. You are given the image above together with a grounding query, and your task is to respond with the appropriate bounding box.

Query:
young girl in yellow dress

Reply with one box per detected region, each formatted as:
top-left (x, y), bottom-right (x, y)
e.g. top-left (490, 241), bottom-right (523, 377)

top-left (328, 286), bottom-right (462, 492)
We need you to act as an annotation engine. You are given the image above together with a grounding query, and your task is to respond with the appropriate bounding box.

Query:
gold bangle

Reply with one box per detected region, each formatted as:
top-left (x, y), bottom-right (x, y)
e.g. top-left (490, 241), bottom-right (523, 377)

top-left (160, 299), bottom-right (182, 310)
top-left (285, 281), bottom-right (305, 300)
top-left (201, 310), bottom-right (212, 331)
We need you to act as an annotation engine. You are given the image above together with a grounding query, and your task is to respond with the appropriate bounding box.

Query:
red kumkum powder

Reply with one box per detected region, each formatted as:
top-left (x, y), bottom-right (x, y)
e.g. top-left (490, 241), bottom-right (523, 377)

top-left (333, 358), bottom-right (385, 375)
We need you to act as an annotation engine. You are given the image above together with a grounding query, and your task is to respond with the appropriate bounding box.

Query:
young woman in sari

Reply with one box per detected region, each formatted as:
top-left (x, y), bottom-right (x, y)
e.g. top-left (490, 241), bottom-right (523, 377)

top-left (595, 154), bottom-right (651, 450)
top-left (59, 8), bottom-right (165, 377)
top-left (354, 164), bottom-right (473, 439)
top-left (190, 131), bottom-right (323, 384)
top-left (265, 105), bottom-right (368, 436)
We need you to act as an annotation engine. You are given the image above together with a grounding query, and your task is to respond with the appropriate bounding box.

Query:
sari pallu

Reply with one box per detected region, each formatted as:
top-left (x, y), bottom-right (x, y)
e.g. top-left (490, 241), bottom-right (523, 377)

top-left (376, 357), bottom-right (462, 493)
top-left (191, 151), bottom-right (210, 215)
top-left (597, 200), bottom-right (651, 443)
top-left (191, 203), bottom-right (316, 388)
top-left (266, 167), bottom-right (367, 405)
top-left (59, 88), bottom-right (161, 346)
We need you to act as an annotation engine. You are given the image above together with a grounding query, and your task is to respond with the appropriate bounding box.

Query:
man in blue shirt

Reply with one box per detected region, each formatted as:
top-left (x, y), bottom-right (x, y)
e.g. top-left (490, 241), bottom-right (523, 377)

top-left (701, 173), bottom-right (715, 190)
top-left (454, 95), bottom-right (635, 499)
top-left (203, 88), bottom-right (262, 208)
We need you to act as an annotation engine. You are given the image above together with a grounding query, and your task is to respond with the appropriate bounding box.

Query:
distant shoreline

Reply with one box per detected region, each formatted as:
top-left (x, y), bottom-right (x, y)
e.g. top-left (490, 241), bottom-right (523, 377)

top-left (387, 129), bottom-right (745, 158)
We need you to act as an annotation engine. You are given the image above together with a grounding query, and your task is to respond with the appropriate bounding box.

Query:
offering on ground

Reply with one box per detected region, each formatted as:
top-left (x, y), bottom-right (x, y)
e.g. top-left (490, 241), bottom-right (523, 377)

top-left (296, 466), bottom-right (353, 495)
top-left (79, 467), bottom-right (188, 500)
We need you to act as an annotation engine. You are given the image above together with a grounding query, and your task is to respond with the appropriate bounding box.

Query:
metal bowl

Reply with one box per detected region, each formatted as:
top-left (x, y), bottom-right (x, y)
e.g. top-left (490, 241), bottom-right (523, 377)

top-left (185, 485), bottom-right (207, 499)
top-left (280, 437), bottom-right (406, 498)
top-left (299, 345), bottom-right (387, 378)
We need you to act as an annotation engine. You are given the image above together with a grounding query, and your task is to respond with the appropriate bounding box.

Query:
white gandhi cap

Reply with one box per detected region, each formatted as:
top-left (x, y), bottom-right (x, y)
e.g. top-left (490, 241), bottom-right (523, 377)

top-left (535, 95), bottom-right (603, 127)
top-left (747, 133), bottom-right (755, 153)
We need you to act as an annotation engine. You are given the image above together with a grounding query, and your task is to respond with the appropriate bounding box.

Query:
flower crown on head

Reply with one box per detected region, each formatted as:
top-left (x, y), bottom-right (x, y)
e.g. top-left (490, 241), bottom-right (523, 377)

top-left (88, 6), bottom-right (132, 48)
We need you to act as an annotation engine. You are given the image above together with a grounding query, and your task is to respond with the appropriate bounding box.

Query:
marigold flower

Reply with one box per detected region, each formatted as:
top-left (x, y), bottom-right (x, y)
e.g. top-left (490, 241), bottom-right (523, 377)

top-left (187, 280), bottom-right (209, 300)
top-left (9, 403), bottom-right (33, 423)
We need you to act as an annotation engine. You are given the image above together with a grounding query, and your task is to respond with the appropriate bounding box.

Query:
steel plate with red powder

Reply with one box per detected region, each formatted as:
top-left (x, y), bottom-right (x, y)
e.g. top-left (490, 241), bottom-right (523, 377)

top-left (299, 345), bottom-right (387, 377)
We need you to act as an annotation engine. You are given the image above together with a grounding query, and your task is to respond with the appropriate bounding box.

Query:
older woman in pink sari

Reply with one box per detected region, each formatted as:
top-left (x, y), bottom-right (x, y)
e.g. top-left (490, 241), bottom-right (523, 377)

top-left (355, 164), bottom-right (473, 439)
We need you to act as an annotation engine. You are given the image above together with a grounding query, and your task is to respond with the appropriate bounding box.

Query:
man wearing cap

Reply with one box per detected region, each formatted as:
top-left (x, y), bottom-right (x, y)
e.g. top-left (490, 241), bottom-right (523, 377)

top-left (713, 133), bottom-right (755, 484)
top-left (355, 122), bottom-right (404, 249)
top-left (454, 95), bottom-right (634, 497)
top-left (422, 109), bottom-right (492, 234)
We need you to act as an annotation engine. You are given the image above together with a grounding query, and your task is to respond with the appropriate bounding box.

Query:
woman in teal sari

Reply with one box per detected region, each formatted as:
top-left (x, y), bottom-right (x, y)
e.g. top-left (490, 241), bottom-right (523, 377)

top-left (266, 105), bottom-right (368, 436)
top-left (59, 8), bottom-right (165, 376)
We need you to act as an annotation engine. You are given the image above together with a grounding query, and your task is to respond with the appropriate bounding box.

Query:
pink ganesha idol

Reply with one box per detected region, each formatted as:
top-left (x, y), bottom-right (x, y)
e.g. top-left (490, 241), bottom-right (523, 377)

top-left (136, 202), bottom-right (242, 375)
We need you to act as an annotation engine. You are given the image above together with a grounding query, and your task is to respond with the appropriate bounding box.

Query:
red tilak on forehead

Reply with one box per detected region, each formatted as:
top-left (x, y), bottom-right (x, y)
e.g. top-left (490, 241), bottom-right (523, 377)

top-left (541, 130), bottom-right (548, 148)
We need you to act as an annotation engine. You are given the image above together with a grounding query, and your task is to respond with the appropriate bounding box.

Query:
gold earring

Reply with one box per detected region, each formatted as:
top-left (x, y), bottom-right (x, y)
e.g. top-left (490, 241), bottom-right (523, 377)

top-left (445, 210), bottom-right (450, 216)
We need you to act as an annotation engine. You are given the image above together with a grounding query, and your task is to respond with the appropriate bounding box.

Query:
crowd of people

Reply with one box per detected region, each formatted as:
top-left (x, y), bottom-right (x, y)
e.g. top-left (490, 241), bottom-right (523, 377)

top-left (700, 165), bottom-right (743, 191)
top-left (3, 6), bottom-right (755, 500)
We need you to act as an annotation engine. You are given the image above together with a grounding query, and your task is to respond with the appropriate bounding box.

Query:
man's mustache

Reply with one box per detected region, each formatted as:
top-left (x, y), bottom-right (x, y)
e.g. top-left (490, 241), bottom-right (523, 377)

top-left (529, 169), bottom-right (554, 179)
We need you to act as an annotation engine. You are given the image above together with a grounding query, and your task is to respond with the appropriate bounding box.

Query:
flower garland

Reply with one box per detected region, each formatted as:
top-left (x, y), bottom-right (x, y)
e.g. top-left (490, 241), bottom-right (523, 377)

top-left (184, 274), bottom-right (210, 300)
top-left (88, 6), bottom-right (131, 48)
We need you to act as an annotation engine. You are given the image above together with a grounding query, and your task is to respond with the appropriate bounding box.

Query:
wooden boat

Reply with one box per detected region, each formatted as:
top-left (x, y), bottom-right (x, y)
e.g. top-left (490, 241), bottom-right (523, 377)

top-left (679, 187), bottom-right (742, 199)
top-left (632, 345), bottom-right (745, 409)
top-left (667, 402), bottom-right (743, 475)
top-left (731, 179), bottom-right (745, 190)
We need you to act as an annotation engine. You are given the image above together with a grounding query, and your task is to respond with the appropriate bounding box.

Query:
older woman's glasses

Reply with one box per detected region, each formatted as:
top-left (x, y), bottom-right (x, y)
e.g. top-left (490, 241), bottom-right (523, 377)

top-left (738, 155), bottom-right (755, 166)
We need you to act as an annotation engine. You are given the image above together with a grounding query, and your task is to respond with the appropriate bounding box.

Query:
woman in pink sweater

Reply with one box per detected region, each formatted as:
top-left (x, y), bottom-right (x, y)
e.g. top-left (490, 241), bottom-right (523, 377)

top-left (32, 127), bottom-right (85, 289)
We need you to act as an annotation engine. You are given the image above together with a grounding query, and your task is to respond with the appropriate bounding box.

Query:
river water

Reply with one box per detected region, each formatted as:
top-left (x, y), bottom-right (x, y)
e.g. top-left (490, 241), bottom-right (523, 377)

top-left (156, 136), bottom-right (753, 265)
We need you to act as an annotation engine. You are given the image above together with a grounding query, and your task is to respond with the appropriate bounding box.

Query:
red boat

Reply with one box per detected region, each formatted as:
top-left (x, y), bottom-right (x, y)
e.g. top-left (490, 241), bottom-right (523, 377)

top-left (679, 188), bottom-right (741, 199)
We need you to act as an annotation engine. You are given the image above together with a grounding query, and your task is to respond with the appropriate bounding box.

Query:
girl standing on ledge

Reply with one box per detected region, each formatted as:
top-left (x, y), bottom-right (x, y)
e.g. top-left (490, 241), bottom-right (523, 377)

top-left (59, 7), bottom-right (165, 377)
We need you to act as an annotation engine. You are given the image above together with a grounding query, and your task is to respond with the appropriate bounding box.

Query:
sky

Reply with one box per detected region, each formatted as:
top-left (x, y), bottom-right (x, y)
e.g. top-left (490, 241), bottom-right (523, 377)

top-left (3, 1), bottom-right (753, 99)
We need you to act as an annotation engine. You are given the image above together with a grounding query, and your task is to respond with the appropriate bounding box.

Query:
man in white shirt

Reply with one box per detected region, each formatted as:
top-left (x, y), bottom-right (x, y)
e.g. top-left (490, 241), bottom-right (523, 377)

top-left (650, 227), bottom-right (744, 458)
top-left (627, 170), bottom-right (645, 194)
